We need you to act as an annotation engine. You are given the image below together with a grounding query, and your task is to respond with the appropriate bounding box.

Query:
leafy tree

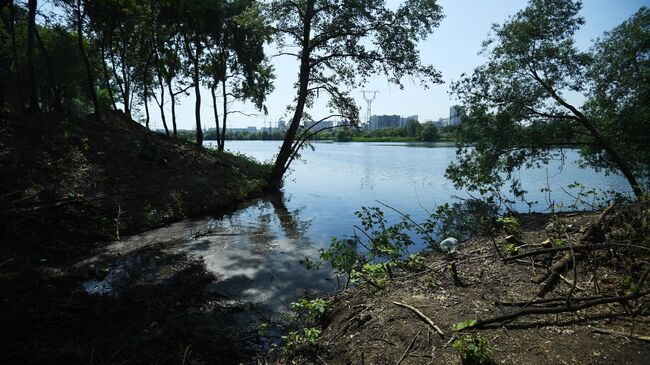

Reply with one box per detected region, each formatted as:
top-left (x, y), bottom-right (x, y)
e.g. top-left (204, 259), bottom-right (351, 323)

top-left (406, 119), bottom-right (421, 138)
top-left (419, 121), bottom-right (438, 141)
top-left (448, 0), bottom-right (646, 200)
top-left (266, 0), bottom-right (444, 189)
top-left (584, 7), bottom-right (650, 191)
top-left (206, 0), bottom-right (274, 151)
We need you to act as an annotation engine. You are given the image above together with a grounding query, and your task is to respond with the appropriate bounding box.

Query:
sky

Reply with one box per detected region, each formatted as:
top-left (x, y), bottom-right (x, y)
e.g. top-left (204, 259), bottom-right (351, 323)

top-left (146, 0), bottom-right (649, 131)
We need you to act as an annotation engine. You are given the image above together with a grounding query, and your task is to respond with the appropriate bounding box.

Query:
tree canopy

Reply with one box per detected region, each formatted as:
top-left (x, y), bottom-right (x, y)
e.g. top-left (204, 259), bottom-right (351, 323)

top-left (448, 0), bottom-right (648, 202)
top-left (265, 0), bottom-right (444, 188)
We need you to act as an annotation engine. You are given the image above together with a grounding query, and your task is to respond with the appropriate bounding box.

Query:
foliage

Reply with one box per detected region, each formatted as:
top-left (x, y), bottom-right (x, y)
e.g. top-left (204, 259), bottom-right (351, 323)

top-left (452, 335), bottom-right (495, 365)
top-left (452, 319), bottom-right (477, 331)
top-left (447, 0), bottom-right (648, 203)
top-left (584, 7), bottom-right (650, 187)
top-left (291, 298), bottom-right (330, 323)
top-left (266, 0), bottom-right (445, 187)
top-left (281, 327), bottom-right (321, 355)
top-left (497, 216), bottom-right (519, 235)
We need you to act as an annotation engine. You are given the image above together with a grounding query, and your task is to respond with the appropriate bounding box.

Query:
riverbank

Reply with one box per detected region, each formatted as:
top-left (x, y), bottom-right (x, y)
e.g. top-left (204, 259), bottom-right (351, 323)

top-left (278, 206), bottom-right (650, 364)
top-left (0, 111), bottom-right (272, 363)
top-left (1, 111), bottom-right (270, 262)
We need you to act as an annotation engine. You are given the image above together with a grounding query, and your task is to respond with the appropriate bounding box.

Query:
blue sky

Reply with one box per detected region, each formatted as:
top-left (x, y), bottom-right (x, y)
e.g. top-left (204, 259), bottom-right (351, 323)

top-left (152, 0), bottom-right (649, 131)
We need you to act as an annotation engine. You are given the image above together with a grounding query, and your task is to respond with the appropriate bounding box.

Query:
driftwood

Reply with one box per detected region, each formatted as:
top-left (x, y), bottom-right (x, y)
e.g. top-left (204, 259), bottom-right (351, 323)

top-left (393, 301), bottom-right (444, 336)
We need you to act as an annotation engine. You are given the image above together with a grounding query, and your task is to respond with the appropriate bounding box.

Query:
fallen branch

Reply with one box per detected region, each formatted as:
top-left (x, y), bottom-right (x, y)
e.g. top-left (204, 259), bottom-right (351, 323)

top-left (393, 301), bottom-right (444, 337)
top-left (592, 328), bottom-right (650, 342)
top-left (495, 294), bottom-right (622, 307)
top-left (469, 265), bottom-right (650, 329)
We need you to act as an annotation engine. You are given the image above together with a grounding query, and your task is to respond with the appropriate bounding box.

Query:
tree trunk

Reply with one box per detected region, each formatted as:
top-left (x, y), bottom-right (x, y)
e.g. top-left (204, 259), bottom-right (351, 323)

top-left (9, 0), bottom-right (25, 112)
top-left (166, 77), bottom-right (177, 136)
top-left (210, 83), bottom-right (220, 146)
top-left (100, 37), bottom-right (117, 110)
top-left (26, 0), bottom-right (39, 112)
top-left (35, 27), bottom-right (62, 112)
top-left (119, 44), bottom-right (131, 118)
top-left (155, 53), bottom-right (169, 136)
top-left (75, 0), bottom-right (99, 115)
top-left (188, 38), bottom-right (203, 146)
top-left (142, 51), bottom-right (153, 128)
top-left (267, 0), bottom-right (314, 190)
top-left (220, 76), bottom-right (227, 151)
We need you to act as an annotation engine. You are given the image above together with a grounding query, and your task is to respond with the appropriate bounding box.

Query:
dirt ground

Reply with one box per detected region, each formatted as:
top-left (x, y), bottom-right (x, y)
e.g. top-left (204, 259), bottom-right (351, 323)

top-left (0, 111), bottom-right (273, 364)
top-left (309, 211), bottom-right (650, 365)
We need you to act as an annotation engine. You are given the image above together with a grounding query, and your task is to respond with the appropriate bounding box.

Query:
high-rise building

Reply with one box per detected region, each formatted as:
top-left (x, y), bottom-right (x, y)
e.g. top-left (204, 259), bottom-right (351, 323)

top-left (449, 105), bottom-right (465, 126)
top-left (400, 115), bottom-right (419, 128)
top-left (369, 114), bottom-right (402, 130)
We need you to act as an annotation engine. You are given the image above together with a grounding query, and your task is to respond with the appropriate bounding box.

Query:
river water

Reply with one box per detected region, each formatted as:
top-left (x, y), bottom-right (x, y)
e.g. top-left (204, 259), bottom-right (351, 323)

top-left (99, 141), bottom-right (631, 310)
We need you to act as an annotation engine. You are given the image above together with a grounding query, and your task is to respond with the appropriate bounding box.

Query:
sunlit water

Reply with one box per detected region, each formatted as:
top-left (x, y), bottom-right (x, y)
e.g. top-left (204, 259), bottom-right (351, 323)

top-left (96, 141), bottom-right (630, 310)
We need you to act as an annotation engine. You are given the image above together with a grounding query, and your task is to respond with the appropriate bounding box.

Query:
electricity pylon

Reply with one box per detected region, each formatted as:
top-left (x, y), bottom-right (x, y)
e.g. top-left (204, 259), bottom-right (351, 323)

top-left (361, 90), bottom-right (379, 124)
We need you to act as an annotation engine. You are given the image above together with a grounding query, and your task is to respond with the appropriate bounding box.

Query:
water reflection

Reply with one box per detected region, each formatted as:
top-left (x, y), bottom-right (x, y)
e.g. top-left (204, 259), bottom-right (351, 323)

top-left (102, 192), bottom-right (334, 312)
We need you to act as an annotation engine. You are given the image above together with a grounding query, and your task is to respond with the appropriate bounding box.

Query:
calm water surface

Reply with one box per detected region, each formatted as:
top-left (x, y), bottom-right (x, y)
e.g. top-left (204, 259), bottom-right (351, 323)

top-left (112, 141), bottom-right (630, 310)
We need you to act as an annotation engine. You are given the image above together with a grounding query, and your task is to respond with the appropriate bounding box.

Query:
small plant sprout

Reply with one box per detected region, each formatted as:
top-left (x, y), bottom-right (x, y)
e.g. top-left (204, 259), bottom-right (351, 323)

top-left (452, 334), bottom-right (495, 365)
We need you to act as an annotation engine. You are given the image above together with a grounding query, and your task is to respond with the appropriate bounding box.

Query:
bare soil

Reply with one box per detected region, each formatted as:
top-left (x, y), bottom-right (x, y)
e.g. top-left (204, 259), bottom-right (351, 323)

top-left (311, 211), bottom-right (650, 364)
top-left (0, 111), bottom-right (272, 364)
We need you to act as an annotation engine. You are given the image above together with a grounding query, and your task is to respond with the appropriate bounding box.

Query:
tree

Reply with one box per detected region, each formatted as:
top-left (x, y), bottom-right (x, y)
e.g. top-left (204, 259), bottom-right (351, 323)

top-left (206, 0), bottom-right (274, 151)
top-left (406, 119), bottom-right (421, 138)
top-left (266, 0), bottom-right (444, 190)
top-left (25, 0), bottom-right (38, 111)
top-left (584, 7), bottom-right (650, 192)
top-left (448, 0), bottom-right (646, 200)
top-left (419, 121), bottom-right (438, 141)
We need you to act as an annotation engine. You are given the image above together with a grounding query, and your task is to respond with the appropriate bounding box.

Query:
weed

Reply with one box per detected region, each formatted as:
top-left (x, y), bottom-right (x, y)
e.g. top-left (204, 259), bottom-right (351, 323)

top-left (453, 335), bottom-right (495, 365)
top-left (497, 216), bottom-right (520, 235)
top-left (291, 298), bottom-right (330, 323)
top-left (452, 319), bottom-right (477, 331)
top-left (282, 327), bottom-right (321, 355)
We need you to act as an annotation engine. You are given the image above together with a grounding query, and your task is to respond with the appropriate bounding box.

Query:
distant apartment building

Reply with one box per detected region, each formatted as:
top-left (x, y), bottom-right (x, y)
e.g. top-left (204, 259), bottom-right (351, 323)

top-left (246, 126), bottom-right (257, 133)
top-left (277, 119), bottom-right (287, 131)
top-left (369, 114), bottom-right (417, 130)
top-left (449, 105), bottom-right (465, 126)
top-left (304, 119), bottom-right (334, 132)
top-left (400, 115), bottom-right (419, 127)
top-left (433, 117), bottom-right (448, 127)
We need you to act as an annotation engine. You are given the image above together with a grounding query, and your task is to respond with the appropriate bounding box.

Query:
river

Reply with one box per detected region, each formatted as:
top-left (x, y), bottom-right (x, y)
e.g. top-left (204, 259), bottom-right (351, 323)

top-left (104, 141), bottom-right (631, 311)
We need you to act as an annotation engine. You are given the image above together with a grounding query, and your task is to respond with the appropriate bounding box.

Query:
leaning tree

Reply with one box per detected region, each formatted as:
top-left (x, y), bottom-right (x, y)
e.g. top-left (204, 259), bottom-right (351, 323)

top-left (266, 0), bottom-right (444, 190)
top-left (448, 0), bottom-right (647, 201)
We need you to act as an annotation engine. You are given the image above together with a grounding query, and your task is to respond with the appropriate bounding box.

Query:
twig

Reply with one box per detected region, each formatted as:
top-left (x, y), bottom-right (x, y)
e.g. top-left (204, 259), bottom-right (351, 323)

top-left (393, 301), bottom-right (444, 337)
top-left (558, 273), bottom-right (586, 292)
top-left (396, 329), bottom-right (421, 365)
top-left (592, 328), bottom-right (650, 342)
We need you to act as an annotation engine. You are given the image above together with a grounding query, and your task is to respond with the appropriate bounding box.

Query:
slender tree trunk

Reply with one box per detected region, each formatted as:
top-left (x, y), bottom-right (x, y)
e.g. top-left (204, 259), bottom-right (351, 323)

top-left (35, 27), bottom-right (62, 112)
top-left (119, 44), bottom-right (131, 118)
top-left (155, 54), bottom-right (169, 136)
top-left (9, 0), bottom-right (25, 112)
top-left (100, 37), bottom-right (117, 110)
top-left (210, 83), bottom-right (221, 146)
top-left (143, 56), bottom-right (151, 129)
top-left (75, 0), bottom-right (99, 115)
top-left (166, 77), bottom-right (177, 136)
top-left (220, 77), bottom-right (227, 152)
top-left (268, 0), bottom-right (314, 190)
top-left (26, 0), bottom-right (38, 112)
top-left (185, 36), bottom-right (203, 146)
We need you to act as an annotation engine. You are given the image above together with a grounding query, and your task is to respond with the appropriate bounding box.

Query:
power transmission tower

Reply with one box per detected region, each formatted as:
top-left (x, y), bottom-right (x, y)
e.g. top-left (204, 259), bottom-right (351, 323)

top-left (361, 90), bottom-right (379, 124)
